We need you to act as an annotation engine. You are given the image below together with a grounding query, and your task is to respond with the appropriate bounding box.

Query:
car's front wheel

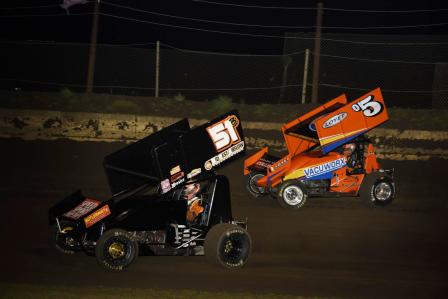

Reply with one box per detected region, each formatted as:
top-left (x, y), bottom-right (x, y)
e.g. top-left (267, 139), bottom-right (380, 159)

top-left (49, 220), bottom-right (80, 255)
top-left (95, 229), bottom-right (139, 271)
top-left (205, 223), bottom-right (252, 269)
top-left (246, 172), bottom-right (268, 198)
top-left (277, 181), bottom-right (308, 209)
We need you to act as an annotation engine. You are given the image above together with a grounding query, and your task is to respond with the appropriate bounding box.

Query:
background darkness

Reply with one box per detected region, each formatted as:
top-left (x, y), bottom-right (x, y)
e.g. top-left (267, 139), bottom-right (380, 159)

top-left (1, 0), bottom-right (447, 107)
top-left (1, 0), bottom-right (447, 54)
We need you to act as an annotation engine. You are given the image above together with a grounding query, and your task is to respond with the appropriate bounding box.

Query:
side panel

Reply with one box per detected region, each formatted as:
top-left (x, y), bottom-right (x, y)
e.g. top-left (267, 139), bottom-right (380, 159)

top-left (106, 196), bottom-right (188, 231)
top-left (316, 88), bottom-right (389, 154)
top-left (284, 152), bottom-right (347, 181)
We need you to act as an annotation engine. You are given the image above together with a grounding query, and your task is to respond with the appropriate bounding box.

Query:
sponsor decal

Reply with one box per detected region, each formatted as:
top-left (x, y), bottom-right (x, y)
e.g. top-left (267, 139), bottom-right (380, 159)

top-left (63, 198), bottom-right (100, 220)
top-left (303, 158), bottom-right (346, 178)
top-left (323, 113), bottom-right (347, 129)
top-left (170, 165), bottom-right (181, 176)
top-left (255, 159), bottom-right (272, 169)
top-left (171, 177), bottom-right (185, 188)
top-left (204, 161), bottom-right (213, 171)
top-left (161, 179), bottom-right (171, 194)
top-left (308, 122), bottom-right (317, 131)
top-left (207, 115), bottom-right (241, 152)
top-left (187, 168), bottom-right (202, 179)
top-left (205, 140), bottom-right (245, 170)
top-left (271, 157), bottom-right (289, 171)
top-left (84, 205), bottom-right (111, 228)
top-left (171, 171), bottom-right (185, 183)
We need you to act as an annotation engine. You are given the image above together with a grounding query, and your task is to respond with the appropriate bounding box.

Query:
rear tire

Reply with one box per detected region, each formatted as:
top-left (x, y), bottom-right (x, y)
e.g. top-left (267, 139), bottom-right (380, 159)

top-left (95, 229), bottom-right (139, 272)
top-left (205, 223), bottom-right (252, 269)
top-left (246, 173), bottom-right (268, 198)
top-left (360, 173), bottom-right (395, 207)
top-left (277, 181), bottom-right (308, 209)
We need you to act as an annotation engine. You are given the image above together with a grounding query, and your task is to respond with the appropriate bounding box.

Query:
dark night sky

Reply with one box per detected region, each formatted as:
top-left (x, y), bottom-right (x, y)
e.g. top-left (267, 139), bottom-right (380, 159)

top-left (1, 0), bottom-right (448, 54)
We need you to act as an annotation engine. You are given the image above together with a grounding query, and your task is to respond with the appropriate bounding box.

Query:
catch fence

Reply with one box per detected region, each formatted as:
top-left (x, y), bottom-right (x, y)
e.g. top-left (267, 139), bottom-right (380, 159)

top-left (1, 32), bottom-right (447, 108)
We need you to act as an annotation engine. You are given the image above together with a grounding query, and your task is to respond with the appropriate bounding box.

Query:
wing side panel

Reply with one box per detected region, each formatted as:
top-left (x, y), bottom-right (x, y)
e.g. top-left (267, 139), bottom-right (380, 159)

top-left (316, 88), bottom-right (389, 154)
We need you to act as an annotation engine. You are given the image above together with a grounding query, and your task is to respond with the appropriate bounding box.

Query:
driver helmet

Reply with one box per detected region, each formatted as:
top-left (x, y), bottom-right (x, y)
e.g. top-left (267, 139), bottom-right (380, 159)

top-left (343, 143), bottom-right (356, 156)
top-left (182, 183), bottom-right (200, 202)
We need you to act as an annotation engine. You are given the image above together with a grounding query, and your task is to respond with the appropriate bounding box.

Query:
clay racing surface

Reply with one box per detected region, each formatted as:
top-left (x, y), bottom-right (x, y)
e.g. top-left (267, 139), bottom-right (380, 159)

top-left (1, 138), bottom-right (447, 298)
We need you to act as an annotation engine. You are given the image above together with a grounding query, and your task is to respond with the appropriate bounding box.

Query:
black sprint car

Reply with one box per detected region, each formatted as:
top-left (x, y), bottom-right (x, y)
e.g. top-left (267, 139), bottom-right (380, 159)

top-left (49, 111), bottom-right (251, 271)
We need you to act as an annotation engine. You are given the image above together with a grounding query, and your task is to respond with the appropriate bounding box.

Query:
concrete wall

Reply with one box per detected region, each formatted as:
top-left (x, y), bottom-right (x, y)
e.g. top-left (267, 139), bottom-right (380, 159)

top-left (1, 108), bottom-right (447, 161)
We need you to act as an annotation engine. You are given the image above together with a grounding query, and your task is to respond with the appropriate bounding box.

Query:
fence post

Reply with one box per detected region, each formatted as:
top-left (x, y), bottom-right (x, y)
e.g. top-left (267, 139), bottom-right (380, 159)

top-left (155, 41), bottom-right (160, 98)
top-left (301, 49), bottom-right (310, 104)
top-left (311, 2), bottom-right (323, 104)
top-left (86, 0), bottom-right (100, 93)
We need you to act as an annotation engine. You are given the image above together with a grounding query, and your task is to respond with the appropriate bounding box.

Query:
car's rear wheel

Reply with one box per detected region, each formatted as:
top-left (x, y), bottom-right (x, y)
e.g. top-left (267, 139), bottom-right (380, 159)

top-left (205, 223), bottom-right (252, 269)
top-left (95, 229), bottom-right (139, 271)
top-left (277, 181), bottom-right (308, 209)
top-left (360, 173), bottom-right (395, 207)
top-left (49, 220), bottom-right (80, 255)
top-left (246, 173), bottom-right (268, 197)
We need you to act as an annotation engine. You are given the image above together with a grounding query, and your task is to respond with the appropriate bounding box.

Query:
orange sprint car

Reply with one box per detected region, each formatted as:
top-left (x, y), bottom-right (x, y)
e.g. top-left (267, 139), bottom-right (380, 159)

top-left (244, 88), bottom-right (395, 209)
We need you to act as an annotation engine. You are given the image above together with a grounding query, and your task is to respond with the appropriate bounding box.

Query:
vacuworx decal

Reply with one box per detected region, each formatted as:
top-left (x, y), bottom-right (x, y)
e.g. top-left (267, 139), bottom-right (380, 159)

top-left (304, 158), bottom-right (346, 178)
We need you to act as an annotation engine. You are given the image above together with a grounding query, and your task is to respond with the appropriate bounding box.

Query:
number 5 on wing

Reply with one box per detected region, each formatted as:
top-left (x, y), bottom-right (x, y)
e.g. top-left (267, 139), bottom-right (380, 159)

top-left (352, 95), bottom-right (383, 117)
top-left (207, 115), bottom-right (240, 152)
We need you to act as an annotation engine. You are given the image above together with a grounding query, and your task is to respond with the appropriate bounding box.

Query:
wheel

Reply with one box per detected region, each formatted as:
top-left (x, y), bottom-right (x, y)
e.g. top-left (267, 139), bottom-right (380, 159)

top-left (360, 173), bottom-right (395, 207)
top-left (205, 223), bottom-right (252, 269)
top-left (277, 181), bottom-right (308, 209)
top-left (49, 220), bottom-right (80, 255)
top-left (95, 229), bottom-right (139, 272)
top-left (246, 173), bottom-right (268, 198)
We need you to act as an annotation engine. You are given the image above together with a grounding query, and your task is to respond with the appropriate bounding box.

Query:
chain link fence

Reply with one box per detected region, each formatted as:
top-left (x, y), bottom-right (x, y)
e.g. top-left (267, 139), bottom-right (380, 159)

top-left (1, 33), bottom-right (447, 108)
top-left (285, 33), bottom-right (448, 108)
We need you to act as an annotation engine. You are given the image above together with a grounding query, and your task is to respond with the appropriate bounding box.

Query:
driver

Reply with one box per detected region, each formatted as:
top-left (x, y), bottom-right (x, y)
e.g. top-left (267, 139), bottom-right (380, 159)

top-left (182, 183), bottom-right (204, 223)
top-left (342, 143), bottom-right (359, 169)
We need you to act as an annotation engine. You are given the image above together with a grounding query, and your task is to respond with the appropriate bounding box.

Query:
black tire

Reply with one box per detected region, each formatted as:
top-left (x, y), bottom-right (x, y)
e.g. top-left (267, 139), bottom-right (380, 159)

top-left (277, 180), bottom-right (308, 209)
top-left (205, 223), bottom-right (252, 269)
top-left (49, 220), bottom-right (80, 255)
top-left (95, 229), bottom-right (139, 272)
top-left (246, 173), bottom-right (268, 198)
top-left (360, 173), bottom-right (395, 207)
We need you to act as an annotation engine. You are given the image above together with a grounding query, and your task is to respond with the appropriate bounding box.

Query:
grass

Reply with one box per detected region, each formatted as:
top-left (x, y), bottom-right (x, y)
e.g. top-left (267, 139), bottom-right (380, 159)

top-left (0, 283), bottom-right (329, 299)
top-left (210, 95), bottom-right (234, 113)
top-left (172, 92), bottom-right (186, 102)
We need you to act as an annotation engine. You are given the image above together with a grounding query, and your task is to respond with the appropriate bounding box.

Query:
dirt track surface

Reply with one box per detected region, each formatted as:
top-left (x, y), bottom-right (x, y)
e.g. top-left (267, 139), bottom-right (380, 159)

top-left (1, 138), bottom-right (447, 298)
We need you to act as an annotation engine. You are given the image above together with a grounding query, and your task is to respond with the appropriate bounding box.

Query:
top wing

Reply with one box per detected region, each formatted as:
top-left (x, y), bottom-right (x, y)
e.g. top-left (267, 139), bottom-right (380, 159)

top-left (315, 88), bottom-right (389, 154)
top-left (103, 110), bottom-right (245, 195)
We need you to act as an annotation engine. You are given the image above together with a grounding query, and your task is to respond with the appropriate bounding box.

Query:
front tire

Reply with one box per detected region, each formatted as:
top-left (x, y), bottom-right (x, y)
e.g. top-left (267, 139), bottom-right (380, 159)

top-left (205, 223), bottom-right (252, 269)
top-left (277, 181), bottom-right (308, 209)
top-left (360, 173), bottom-right (395, 207)
top-left (49, 220), bottom-right (80, 255)
top-left (95, 229), bottom-right (139, 272)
